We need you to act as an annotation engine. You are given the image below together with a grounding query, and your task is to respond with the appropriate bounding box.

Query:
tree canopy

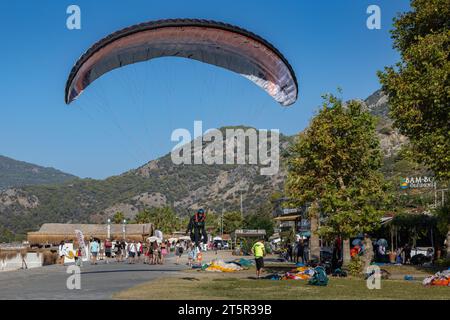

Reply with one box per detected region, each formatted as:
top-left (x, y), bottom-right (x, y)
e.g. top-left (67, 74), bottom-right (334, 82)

top-left (378, 0), bottom-right (450, 181)
top-left (133, 207), bottom-right (183, 235)
top-left (112, 211), bottom-right (125, 224)
top-left (285, 94), bottom-right (387, 239)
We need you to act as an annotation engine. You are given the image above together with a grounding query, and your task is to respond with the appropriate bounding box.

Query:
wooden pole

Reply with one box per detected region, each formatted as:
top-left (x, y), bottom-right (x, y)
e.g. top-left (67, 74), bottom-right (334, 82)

top-left (390, 226), bottom-right (394, 252)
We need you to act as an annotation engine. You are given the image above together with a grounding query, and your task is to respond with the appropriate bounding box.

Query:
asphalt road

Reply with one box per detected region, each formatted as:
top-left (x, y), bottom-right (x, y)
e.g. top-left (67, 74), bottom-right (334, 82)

top-left (0, 255), bottom-right (187, 300)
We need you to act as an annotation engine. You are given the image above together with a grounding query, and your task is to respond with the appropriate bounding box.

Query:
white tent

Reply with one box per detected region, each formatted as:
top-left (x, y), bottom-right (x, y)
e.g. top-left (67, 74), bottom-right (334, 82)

top-left (155, 230), bottom-right (163, 240)
top-left (147, 236), bottom-right (162, 244)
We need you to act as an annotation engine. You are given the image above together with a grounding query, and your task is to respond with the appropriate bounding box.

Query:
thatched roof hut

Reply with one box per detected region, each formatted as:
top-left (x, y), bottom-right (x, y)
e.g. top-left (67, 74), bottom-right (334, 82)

top-left (27, 223), bottom-right (153, 244)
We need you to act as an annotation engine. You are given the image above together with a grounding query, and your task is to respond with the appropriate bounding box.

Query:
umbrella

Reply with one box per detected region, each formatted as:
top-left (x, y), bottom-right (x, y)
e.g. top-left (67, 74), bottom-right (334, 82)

top-left (352, 239), bottom-right (363, 246)
top-left (168, 238), bottom-right (178, 243)
top-left (154, 230), bottom-right (163, 240)
top-left (213, 236), bottom-right (222, 241)
top-left (298, 231), bottom-right (311, 237)
top-left (147, 236), bottom-right (158, 243)
top-left (178, 236), bottom-right (191, 241)
top-left (377, 239), bottom-right (388, 247)
top-left (295, 235), bottom-right (307, 241)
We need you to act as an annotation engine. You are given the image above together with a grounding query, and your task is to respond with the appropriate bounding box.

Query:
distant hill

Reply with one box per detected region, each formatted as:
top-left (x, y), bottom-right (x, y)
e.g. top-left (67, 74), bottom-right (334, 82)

top-left (0, 155), bottom-right (77, 190)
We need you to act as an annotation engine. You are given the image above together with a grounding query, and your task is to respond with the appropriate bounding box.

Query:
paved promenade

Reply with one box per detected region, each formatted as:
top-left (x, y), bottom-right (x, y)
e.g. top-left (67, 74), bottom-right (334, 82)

top-left (0, 255), bottom-right (187, 299)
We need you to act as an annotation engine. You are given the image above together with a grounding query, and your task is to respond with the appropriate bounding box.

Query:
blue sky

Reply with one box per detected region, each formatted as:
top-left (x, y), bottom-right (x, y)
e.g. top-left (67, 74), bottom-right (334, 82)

top-left (0, 0), bottom-right (410, 179)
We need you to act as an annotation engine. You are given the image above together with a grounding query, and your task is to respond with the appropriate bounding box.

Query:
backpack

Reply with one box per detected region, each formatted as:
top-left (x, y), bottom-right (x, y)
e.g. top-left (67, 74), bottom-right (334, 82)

top-left (308, 266), bottom-right (329, 286)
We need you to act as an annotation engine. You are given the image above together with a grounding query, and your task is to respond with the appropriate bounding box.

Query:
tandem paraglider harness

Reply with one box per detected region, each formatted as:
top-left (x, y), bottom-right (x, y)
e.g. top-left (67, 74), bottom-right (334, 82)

top-left (186, 209), bottom-right (208, 246)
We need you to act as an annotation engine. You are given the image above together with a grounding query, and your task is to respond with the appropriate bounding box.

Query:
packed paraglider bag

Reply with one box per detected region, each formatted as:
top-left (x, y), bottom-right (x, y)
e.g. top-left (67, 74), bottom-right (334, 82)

top-left (308, 266), bottom-right (329, 286)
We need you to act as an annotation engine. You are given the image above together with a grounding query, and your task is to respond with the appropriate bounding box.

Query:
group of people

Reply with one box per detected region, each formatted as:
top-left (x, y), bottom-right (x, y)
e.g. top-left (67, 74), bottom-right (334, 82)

top-left (350, 239), bottom-right (415, 264)
top-left (283, 239), bottom-right (309, 264)
top-left (57, 238), bottom-right (204, 267)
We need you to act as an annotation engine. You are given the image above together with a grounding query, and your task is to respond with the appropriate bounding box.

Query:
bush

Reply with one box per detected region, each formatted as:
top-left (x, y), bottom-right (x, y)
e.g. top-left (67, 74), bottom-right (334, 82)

top-left (435, 258), bottom-right (450, 268)
top-left (347, 256), bottom-right (363, 276)
top-left (42, 250), bottom-right (58, 266)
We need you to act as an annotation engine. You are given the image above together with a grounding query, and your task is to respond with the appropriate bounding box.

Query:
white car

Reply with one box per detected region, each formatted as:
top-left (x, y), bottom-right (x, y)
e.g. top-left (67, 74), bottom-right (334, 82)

top-left (411, 247), bottom-right (433, 258)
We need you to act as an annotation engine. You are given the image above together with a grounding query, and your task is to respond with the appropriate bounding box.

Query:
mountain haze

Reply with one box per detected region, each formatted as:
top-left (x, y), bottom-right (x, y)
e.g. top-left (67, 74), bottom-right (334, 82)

top-left (0, 155), bottom-right (77, 191)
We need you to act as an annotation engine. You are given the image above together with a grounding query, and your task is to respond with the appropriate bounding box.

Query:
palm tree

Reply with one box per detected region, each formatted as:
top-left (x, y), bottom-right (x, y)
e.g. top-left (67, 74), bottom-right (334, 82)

top-left (112, 211), bottom-right (125, 224)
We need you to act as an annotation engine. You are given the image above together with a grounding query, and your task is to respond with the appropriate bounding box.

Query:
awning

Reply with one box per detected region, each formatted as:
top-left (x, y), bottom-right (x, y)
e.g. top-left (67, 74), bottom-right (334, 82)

top-left (273, 214), bottom-right (301, 222)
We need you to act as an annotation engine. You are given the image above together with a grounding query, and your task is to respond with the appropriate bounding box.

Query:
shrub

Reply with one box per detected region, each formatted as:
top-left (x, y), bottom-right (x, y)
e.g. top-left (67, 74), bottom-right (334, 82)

top-left (435, 258), bottom-right (450, 268)
top-left (42, 251), bottom-right (58, 266)
top-left (347, 256), bottom-right (363, 276)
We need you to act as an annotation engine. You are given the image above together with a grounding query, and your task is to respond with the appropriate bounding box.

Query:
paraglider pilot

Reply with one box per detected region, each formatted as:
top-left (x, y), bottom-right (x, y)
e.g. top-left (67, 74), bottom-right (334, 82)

top-left (186, 208), bottom-right (207, 247)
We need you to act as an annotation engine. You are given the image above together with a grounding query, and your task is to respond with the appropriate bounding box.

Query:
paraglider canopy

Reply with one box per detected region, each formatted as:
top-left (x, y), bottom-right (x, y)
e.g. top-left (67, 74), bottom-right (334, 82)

top-left (65, 19), bottom-right (298, 106)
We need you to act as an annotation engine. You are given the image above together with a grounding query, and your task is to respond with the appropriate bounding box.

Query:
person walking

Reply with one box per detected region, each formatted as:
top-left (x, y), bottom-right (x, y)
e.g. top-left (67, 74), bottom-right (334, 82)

top-left (160, 241), bottom-right (167, 264)
top-left (152, 241), bottom-right (160, 264)
top-left (251, 239), bottom-right (266, 279)
top-left (115, 240), bottom-right (122, 262)
top-left (213, 241), bottom-right (218, 255)
top-left (75, 246), bottom-right (83, 267)
top-left (90, 239), bottom-right (99, 265)
top-left (136, 241), bottom-right (143, 263)
top-left (104, 238), bottom-right (112, 263)
top-left (175, 240), bottom-right (184, 264)
top-left (148, 242), bottom-right (155, 264)
top-left (296, 239), bottom-right (306, 264)
top-left (58, 241), bottom-right (67, 266)
top-left (121, 239), bottom-right (127, 262)
top-left (99, 240), bottom-right (105, 261)
top-left (287, 243), bottom-right (293, 262)
top-left (129, 240), bottom-right (138, 264)
top-left (187, 243), bottom-right (195, 267)
top-left (144, 242), bottom-right (150, 264)
top-left (403, 243), bottom-right (412, 264)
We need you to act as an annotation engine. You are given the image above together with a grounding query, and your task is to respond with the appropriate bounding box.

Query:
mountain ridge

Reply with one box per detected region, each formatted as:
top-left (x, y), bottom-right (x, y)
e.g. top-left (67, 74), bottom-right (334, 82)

top-left (0, 155), bottom-right (78, 191)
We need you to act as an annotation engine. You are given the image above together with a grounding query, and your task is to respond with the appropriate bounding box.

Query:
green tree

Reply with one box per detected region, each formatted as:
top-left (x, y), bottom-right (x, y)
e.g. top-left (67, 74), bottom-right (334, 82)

top-left (285, 94), bottom-right (387, 265)
top-left (378, 0), bottom-right (450, 255)
top-left (244, 201), bottom-right (275, 237)
top-left (378, 0), bottom-right (449, 181)
top-left (133, 209), bottom-right (152, 224)
top-left (146, 207), bottom-right (181, 235)
top-left (112, 211), bottom-right (125, 224)
top-left (222, 211), bottom-right (244, 234)
top-left (205, 213), bottom-right (221, 235)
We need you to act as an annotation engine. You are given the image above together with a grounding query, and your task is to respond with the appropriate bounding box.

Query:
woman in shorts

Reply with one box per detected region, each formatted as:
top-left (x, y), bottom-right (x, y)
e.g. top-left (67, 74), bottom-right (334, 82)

top-left (160, 241), bottom-right (167, 264)
top-left (152, 241), bottom-right (159, 264)
top-left (115, 240), bottom-right (122, 262)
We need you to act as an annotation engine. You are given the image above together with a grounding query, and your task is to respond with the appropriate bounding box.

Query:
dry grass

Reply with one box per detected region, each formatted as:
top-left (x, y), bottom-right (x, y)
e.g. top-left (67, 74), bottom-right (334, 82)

top-left (113, 268), bottom-right (450, 300)
top-left (42, 251), bottom-right (58, 265)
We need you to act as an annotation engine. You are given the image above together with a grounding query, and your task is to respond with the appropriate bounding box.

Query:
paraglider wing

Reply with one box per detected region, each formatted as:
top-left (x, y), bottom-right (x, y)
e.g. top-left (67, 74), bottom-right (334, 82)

top-left (65, 19), bottom-right (298, 106)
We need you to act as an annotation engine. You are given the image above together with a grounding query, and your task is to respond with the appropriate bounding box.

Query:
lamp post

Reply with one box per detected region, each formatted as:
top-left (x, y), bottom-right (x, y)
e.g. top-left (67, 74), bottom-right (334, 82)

top-left (107, 218), bottom-right (111, 239)
top-left (122, 219), bottom-right (127, 240)
top-left (221, 208), bottom-right (224, 238)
